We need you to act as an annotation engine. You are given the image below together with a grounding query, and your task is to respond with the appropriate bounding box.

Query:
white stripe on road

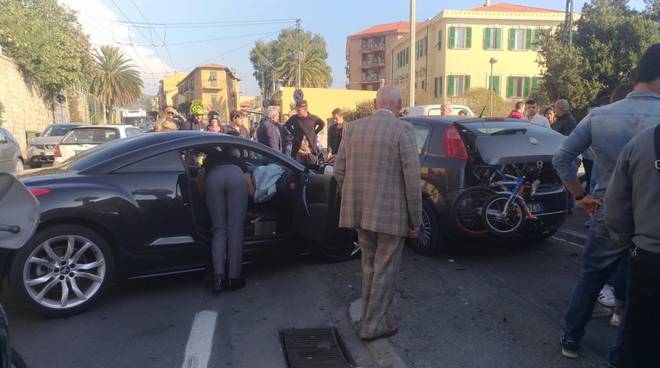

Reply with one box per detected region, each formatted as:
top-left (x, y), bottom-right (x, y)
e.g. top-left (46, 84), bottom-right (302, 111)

top-left (181, 310), bottom-right (218, 368)
top-left (551, 236), bottom-right (585, 249)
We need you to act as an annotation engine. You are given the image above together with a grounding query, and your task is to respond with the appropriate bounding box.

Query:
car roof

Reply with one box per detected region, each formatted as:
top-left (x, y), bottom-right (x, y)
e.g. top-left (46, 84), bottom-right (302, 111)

top-left (70, 125), bottom-right (133, 129)
top-left (401, 116), bottom-right (521, 125)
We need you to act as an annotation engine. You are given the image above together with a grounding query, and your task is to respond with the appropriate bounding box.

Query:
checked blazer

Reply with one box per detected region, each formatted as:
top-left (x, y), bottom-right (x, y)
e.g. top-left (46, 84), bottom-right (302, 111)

top-left (334, 109), bottom-right (422, 237)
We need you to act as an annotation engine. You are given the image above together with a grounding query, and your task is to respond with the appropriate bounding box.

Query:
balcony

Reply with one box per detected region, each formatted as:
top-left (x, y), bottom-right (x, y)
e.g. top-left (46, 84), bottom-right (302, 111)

top-left (361, 60), bottom-right (385, 68)
top-left (361, 44), bottom-right (385, 52)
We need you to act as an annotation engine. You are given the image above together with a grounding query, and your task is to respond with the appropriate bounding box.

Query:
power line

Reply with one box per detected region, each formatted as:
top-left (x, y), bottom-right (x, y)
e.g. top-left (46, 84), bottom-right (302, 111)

top-left (115, 31), bottom-right (280, 47)
top-left (128, 0), bottom-right (177, 71)
top-left (115, 18), bottom-right (297, 27)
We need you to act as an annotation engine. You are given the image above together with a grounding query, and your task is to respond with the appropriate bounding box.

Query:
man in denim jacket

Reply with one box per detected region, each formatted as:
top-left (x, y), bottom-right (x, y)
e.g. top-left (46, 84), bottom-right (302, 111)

top-left (552, 43), bottom-right (660, 363)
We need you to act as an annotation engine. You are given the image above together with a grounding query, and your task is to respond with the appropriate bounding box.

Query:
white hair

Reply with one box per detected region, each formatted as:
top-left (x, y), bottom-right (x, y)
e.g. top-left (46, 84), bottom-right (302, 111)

top-left (376, 85), bottom-right (402, 109)
top-left (555, 99), bottom-right (570, 112)
top-left (266, 105), bottom-right (280, 119)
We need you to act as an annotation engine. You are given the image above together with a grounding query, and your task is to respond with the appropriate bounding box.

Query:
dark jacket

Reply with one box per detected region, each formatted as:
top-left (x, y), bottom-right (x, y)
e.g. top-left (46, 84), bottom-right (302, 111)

top-left (179, 117), bottom-right (204, 131)
top-left (328, 122), bottom-right (345, 155)
top-left (256, 117), bottom-right (282, 152)
top-left (285, 113), bottom-right (325, 157)
top-left (552, 112), bottom-right (578, 136)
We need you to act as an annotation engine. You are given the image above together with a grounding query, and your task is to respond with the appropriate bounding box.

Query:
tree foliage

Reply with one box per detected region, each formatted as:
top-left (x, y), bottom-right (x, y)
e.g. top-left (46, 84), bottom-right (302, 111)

top-left (343, 101), bottom-right (375, 122)
top-left (90, 45), bottom-right (143, 123)
top-left (0, 0), bottom-right (93, 98)
top-left (250, 28), bottom-right (332, 96)
top-left (0, 100), bottom-right (4, 127)
top-left (536, 0), bottom-right (660, 113)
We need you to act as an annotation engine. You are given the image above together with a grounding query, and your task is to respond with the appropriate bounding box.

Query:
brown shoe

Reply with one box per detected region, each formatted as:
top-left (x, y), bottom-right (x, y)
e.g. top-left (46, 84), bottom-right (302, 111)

top-left (362, 325), bottom-right (398, 341)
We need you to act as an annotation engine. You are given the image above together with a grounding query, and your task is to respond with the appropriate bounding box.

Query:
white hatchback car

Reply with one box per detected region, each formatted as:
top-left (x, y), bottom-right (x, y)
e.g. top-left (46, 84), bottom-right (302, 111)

top-left (54, 125), bottom-right (142, 164)
top-left (405, 104), bottom-right (475, 117)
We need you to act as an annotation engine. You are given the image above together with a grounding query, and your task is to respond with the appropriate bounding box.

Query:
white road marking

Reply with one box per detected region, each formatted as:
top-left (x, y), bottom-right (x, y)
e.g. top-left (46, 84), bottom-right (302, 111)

top-left (181, 310), bottom-right (218, 368)
top-left (551, 236), bottom-right (585, 249)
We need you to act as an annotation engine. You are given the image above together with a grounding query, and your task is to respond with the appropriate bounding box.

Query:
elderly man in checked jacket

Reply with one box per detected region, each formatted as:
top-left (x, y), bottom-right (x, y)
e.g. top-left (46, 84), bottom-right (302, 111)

top-left (334, 85), bottom-right (422, 340)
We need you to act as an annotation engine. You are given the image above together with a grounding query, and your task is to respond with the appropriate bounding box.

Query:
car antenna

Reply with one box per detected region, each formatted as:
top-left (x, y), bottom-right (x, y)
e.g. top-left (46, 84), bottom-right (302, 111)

top-left (478, 105), bottom-right (487, 118)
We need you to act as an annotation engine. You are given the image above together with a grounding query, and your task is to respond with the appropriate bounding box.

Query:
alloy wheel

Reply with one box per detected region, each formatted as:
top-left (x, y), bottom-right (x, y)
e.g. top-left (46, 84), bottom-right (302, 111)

top-left (22, 235), bottom-right (106, 310)
top-left (420, 208), bottom-right (433, 248)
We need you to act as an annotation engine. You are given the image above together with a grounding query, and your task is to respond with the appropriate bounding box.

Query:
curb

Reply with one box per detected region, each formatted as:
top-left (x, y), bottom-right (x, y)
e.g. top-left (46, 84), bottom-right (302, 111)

top-left (347, 299), bottom-right (409, 368)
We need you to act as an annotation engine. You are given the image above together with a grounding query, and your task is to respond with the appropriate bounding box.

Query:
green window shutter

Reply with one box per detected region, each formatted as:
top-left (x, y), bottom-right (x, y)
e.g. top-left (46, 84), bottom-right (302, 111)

top-left (447, 75), bottom-right (455, 96)
top-left (484, 28), bottom-right (491, 49)
top-left (494, 76), bottom-right (501, 95)
top-left (449, 27), bottom-right (455, 49)
top-left (506, 77), bottom-right (514, 97)
top-left (523, 77), bottom-right (531, 97)
top-left (509, 29), bottom-right (515, 49)
top-left (496, 28), bottom-right (502, 49)
top-left (466, 27), bottom-right (472, 48)
top-left (525, 29), bottom-right (533, 49)
top-left (439, 76), bottom-right (443, 96)
top-left (434, 78), bottom-right (438, 97)
top-left (531, 76), bottom-right (539, 91)
top-left (438, 30), bottom-right (442, 49)
top-left (464, 75), bottom-right (471, 93)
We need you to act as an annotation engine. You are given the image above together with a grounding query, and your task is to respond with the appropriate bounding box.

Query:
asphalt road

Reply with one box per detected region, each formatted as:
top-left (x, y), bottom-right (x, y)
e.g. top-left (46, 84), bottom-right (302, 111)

top-left (2, 211), bottom-right (615, 368)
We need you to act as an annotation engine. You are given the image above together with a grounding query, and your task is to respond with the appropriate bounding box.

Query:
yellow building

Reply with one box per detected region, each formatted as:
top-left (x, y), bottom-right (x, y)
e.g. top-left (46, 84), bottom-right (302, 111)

top-left (272, 87), bottom-right (376, 147)
top-left (157, 72), bottom-right (187, 111)
top-left (390, 2), bottom-right (579, 105)
top-left (175, 64), bottom-right (240, 121)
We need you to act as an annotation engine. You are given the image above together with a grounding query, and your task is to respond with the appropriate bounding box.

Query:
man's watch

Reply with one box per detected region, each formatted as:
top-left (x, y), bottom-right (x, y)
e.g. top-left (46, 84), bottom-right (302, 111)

top-left (575, 192), bottom-right (588, 201)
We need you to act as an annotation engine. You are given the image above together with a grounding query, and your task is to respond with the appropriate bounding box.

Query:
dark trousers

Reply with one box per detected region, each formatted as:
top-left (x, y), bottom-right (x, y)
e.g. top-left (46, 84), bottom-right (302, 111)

top-left (205, 164), bottom-right (248, 279)
top-left (618, 247), bottom-right (660, 367)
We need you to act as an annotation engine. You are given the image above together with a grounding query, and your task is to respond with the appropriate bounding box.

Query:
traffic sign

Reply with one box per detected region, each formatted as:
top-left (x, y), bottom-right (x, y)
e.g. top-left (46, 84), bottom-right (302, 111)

top-left (293, 89), bottom-right (304, 103)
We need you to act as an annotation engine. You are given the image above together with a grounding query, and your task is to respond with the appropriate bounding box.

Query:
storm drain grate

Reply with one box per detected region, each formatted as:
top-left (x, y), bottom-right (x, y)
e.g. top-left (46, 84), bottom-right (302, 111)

top-left (279, 327), bottom-right (354, 368)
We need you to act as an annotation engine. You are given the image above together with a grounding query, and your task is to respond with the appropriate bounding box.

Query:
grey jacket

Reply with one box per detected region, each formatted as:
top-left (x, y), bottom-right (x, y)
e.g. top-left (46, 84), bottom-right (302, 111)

top-left (553, 91), bottom-right (660, 195)
top-left (605, 126), bottom-right (660, 254)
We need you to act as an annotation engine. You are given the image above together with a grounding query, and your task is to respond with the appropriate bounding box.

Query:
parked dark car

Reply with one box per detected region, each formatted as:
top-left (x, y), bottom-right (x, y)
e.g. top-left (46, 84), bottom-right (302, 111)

top-left (401, 117), bottom-right (569, 255)
top-left (0, 128), bottom-right (24, 174)
top-left (0, 132), bottom-right (354, 317)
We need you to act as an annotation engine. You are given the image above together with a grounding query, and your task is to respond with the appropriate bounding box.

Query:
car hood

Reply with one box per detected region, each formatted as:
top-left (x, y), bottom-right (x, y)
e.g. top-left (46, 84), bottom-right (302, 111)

top-left (30, 136), bottom-right (63, 145)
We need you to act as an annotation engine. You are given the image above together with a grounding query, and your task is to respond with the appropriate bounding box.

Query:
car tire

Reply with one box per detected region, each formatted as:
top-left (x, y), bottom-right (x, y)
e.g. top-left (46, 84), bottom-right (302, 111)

top-left (408, 201), bottom-right (444, 256)
top-left (14, 159), bottom-right (24, 174)
top-left (9, 225), bottom-right (115, 318)
top-left (11, 349), bottom-right (27, 368)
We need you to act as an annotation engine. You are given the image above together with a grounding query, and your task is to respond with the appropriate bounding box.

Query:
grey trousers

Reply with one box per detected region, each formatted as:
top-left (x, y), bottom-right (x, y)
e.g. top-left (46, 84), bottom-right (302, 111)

top-left (356, 228), bottom-right (405, 339)
top-left (205, 164), bottom-right (248, 278)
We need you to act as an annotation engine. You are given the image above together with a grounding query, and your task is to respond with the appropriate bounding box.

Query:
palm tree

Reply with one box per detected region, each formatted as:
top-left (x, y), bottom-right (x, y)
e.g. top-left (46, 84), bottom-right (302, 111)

top-left (275, 29), bottom-right (332, 88)
top-left (90, 45), bottom-right (143, 123)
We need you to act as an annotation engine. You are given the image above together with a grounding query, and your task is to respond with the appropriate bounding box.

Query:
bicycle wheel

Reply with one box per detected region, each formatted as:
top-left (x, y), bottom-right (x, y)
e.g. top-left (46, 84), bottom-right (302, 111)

top-left (482, 194), bottom-right (525, 236)
top-left (452, 187), bottom-right (494, 237)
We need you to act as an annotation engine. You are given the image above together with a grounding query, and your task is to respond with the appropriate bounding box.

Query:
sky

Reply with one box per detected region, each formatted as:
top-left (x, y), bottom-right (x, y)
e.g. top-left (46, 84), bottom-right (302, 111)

top-left (59, 0), bottom-right (647, 96)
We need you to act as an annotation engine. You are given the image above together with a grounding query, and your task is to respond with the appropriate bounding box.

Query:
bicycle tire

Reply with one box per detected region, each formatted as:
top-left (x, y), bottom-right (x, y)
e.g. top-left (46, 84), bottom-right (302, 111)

top-left (482, 194), bottom-right (526, 236)
top-left (452, 187), bottom-right (494, 237)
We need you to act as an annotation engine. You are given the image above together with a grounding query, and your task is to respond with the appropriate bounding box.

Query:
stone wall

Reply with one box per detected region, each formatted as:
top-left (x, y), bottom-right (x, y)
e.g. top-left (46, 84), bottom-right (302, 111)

top-left (0, 55), bottom-right (55, 151)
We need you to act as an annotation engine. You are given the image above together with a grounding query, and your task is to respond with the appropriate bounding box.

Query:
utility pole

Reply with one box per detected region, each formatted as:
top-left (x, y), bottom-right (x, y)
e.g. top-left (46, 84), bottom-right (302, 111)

top-left (296, 18), bottom-right (302, 90)
top-left (564, 0), bottom-right (574, 46)
top-left (409, 0), bottom-right (416, 107)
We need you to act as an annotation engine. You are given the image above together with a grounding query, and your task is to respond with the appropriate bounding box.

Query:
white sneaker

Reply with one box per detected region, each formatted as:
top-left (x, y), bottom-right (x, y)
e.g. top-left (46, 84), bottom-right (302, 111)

top-left (598, 285), bottom-right (616, 307)
top-left (610, 313), bottom-right (622, 327)
top-left (592, 303), bottom-right (613, 318)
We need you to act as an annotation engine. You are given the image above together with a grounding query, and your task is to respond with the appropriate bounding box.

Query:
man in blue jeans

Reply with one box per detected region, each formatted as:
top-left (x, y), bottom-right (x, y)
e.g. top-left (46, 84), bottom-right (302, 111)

top-left (552, 43), bottom-right (660, 363)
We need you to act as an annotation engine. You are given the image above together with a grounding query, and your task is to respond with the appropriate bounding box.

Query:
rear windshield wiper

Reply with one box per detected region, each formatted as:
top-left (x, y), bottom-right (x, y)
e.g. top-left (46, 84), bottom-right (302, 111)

top-left (490, 128), bottom-right (527, 136)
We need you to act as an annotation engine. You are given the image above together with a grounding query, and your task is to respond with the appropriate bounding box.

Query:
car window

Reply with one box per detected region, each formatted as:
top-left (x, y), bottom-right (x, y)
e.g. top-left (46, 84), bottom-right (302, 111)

top-left (116, 151), bottom-right (185, 173)
top-left (125, 128), bottom-right (142, 137)
top-left (62, 128), bottom-right (120, 144)
top-left (43, 125), bottom-right (74, 137)
top-left (0, 131), bottom-right (7, 144)
top-left (412, 124), bottom-right (431, 154)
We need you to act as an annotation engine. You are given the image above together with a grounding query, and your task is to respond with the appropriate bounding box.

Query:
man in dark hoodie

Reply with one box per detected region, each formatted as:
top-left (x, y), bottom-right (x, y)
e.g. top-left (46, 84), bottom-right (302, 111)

top-left (285, 100), bottom-right (325, 161)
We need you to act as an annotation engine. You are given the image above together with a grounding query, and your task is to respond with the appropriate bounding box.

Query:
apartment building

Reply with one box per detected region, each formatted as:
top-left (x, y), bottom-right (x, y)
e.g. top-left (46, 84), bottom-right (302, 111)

top-left (390, 2), bottom-right (577, 104)
top-left (175, 64), bottom-right (240, 121)
top-left (345, 22), bottom-right (411, 90)
top-left (157, 72), bottom-right (187, 111)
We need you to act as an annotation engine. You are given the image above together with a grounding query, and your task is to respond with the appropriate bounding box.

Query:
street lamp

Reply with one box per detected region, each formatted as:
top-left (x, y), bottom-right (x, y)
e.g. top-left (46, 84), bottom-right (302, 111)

top-left (489, 57), bottom-right (498, 117)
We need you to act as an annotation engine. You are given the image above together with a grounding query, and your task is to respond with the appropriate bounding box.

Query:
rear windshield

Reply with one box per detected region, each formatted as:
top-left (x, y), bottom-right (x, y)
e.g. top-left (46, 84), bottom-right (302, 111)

top-left (43, 125), bottom-right (76, 137)
top-left (62, 128), bottom-right (120, 144)
top-left (459, 121), bottom-right (546, 135)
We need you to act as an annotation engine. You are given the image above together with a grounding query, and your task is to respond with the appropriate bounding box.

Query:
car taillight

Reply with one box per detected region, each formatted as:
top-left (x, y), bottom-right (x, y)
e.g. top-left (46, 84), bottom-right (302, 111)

top-left (29, 188), bottom-right (50, 197)
top-left (444, 126), bottom-right (468, 161)
top-left (54, 145), bottom-right (61, 157)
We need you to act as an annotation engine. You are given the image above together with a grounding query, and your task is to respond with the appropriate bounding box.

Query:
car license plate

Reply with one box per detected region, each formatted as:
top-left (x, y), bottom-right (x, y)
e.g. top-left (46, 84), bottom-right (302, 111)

top-left (527, 202), bottom-right (544, 214)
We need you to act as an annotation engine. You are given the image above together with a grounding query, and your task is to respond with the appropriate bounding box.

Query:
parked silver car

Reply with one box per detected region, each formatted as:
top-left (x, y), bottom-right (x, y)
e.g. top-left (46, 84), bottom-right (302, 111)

top-left (27, 123), bottom-right (81, 168)
top-left (0, 128), bottom-right (24, 174)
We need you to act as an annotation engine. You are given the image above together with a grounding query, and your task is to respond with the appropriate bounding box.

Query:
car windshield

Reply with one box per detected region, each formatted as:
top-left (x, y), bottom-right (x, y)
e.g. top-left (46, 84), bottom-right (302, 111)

top-left (61, 128), bottom-right (120, 144)
top-left (42, 125), bottom-right (74, 137)
top-left (459, 121), bottom-right (546, 135)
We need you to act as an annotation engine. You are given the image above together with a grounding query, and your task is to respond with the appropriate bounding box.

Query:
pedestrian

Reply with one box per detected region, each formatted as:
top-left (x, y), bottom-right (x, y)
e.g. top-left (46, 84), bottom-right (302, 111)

top-left (440, 102), bottom-right (452, 116)
top-left (552, 100), bottom-right (578, 136)
top-left (605, 124), bottom-right (660, 368)
top-left (207, 111), bottom-right (222, 133)
top-left (226, 110), bottom-right (250, 138)
top-left (180, 103), bottom-right (205, 131)
top-left (256, 106), bottom-right (282, 152)
top-left (507, 101), bottom-right (525, 119)
top-left (458, 109), bottom-right (469, 117)
top-left (285, 100), bottom-right (325, 163)
top-left (203, 148), bottom-right (255, 293)
top-left (543, 107), bottom-right (555, 125)
top-left (334, 85), bottom-right (422, 341)
top-left (524, 99), bottom-right (551, 128)
top-left (327, 108), bottom-right (345, 155)
top-left (279, 115), bottom-right (294, 157)
top-left (553, 43), bottom-right (660, 364)
top-left (155, 106), bottom-right (181, 132)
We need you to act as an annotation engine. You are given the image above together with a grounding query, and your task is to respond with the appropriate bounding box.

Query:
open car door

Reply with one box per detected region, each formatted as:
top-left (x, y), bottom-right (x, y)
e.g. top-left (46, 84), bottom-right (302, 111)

top-left (0, 173), bottom-right (40, 250)
top-left (294, 171), bottom-right (357, 261)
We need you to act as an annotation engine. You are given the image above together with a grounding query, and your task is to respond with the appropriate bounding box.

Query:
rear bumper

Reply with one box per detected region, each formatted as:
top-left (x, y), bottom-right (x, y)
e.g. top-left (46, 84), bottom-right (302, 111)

top-left (527, 187), bottom-right (569, 229)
